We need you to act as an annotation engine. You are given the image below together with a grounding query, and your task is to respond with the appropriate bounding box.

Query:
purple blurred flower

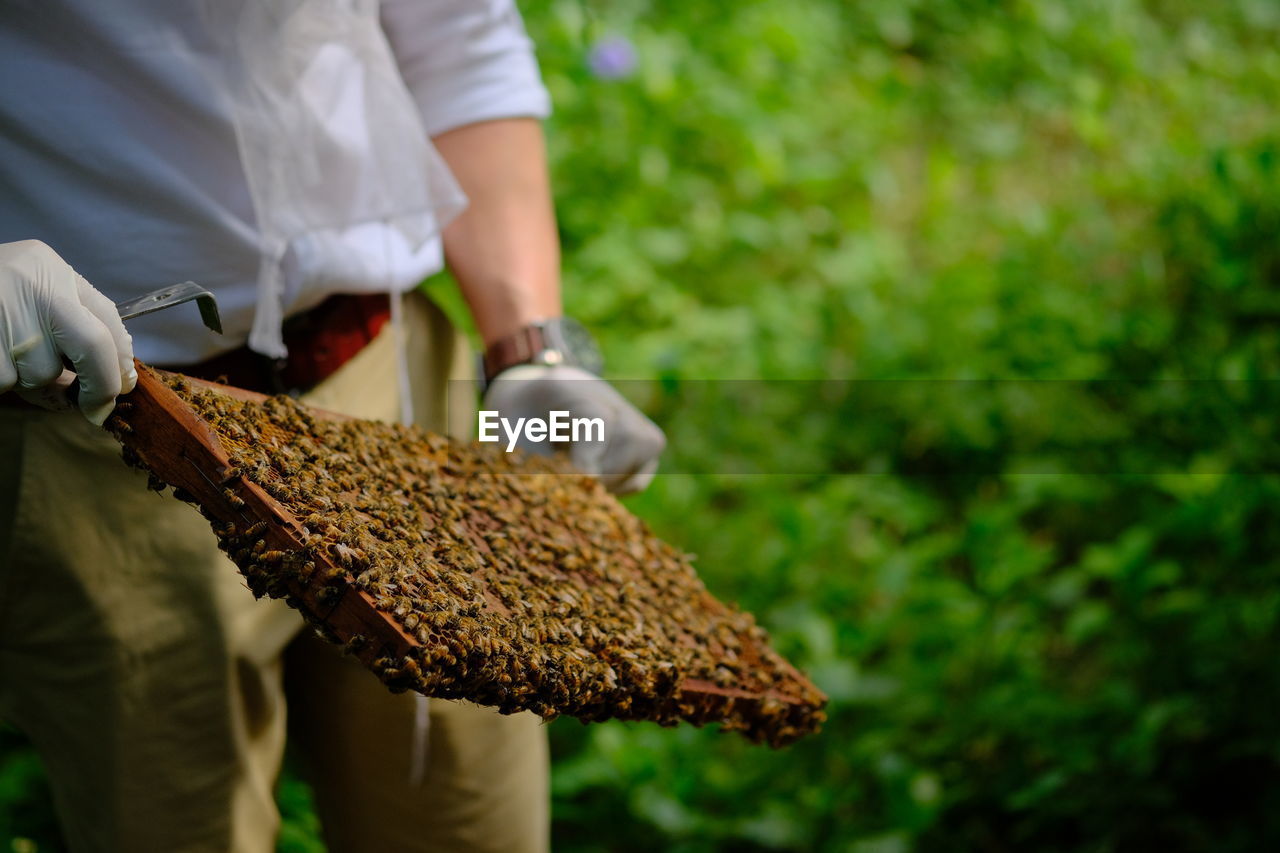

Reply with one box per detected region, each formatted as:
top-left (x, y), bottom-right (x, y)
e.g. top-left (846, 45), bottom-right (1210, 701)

top-left (588, 36), bottom-right (637, 80)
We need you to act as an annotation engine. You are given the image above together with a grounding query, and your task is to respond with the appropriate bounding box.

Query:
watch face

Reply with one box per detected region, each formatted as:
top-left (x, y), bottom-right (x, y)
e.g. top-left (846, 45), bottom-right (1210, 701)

top-left (548, 317), bottom-right (605, 376)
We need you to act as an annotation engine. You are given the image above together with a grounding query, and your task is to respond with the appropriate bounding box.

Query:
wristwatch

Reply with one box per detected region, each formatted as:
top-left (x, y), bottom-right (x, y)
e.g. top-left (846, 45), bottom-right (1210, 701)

top-left (479, 317), bottom-right (604, 391)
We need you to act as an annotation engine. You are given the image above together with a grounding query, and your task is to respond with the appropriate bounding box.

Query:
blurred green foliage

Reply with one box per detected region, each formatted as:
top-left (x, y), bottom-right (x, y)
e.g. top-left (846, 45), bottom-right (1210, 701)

top-left (523, 0), bottom-right (1280, 851)
top-left (5, 0), bottom-right (1280, 850)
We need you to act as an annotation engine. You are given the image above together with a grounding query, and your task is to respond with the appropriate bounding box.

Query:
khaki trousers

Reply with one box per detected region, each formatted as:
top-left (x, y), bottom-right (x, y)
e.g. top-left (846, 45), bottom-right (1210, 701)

top-left (0, 293), bottom-right (549, 853)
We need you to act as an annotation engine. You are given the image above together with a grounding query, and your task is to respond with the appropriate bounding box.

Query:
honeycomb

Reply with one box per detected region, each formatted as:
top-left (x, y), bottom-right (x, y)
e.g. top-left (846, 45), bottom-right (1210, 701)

top-left (109, 371), bottom-right (826, 746)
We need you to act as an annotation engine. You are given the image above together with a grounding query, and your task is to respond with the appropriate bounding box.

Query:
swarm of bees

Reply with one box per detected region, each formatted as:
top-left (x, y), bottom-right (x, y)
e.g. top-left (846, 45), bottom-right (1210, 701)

top-left (110, 372), bottom-right (826, 747)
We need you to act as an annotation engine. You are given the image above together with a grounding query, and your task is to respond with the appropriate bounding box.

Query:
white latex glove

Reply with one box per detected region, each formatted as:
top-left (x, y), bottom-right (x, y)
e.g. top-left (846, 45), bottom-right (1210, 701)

top-left (0, 240), bottom-right (136, 425)
top-left (481, 364), bottom-right (665, 494)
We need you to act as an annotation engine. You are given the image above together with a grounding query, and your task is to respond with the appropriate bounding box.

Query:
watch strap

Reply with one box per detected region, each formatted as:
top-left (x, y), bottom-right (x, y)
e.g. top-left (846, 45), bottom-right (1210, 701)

top-left (482, 323), bottom-right (550, 384)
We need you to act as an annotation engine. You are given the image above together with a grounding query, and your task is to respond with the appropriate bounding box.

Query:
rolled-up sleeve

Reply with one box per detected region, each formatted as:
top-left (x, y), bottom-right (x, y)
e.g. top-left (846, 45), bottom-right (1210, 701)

top-left (381, 0), bottom-right (552, 137)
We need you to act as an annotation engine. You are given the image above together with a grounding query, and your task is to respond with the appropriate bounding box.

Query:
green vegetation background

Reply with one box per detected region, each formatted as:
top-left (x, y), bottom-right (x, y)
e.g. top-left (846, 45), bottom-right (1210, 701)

top-left (5, 0), bottom-right (1280, 850)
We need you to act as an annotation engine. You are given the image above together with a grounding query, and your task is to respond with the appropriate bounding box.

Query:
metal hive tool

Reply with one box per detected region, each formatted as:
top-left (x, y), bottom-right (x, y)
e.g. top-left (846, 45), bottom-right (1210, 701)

top-left (106, 364), bottom-right (827, 746)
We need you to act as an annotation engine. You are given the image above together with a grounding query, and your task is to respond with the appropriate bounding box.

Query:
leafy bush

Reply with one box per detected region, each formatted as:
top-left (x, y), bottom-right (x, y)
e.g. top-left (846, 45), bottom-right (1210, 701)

top-left (524, 1), bottom-right (1280, 851)
top-left (4, 1), bottom-right (1280, 851)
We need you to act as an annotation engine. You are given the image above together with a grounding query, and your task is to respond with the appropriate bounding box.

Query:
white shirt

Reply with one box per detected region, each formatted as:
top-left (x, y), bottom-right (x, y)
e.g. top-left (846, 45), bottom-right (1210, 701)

top-left (0, 0), bottom-right (550, 363)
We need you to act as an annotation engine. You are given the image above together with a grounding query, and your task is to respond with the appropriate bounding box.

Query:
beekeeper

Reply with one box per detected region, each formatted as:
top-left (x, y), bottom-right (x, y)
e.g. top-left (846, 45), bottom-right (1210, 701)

top-left (0, 1), bottom-right (664, 851)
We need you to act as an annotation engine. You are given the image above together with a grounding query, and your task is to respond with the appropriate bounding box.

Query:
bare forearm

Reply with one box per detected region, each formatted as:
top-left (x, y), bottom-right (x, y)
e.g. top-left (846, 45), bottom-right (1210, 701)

top-left (432, 118), bottom-right (561, 347)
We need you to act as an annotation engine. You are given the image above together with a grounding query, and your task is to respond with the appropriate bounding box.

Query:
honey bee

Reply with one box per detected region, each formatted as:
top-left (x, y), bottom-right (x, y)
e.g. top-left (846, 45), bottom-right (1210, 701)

top-left (315, 585), bottom-right (343, 609)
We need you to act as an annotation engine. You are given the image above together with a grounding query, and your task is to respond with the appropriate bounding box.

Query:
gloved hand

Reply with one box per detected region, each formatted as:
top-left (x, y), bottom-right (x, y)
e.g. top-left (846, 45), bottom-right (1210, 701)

top-left (481, 364), bottom-right (665, 494)
top-left (0, 240), bottom-right (136, 425)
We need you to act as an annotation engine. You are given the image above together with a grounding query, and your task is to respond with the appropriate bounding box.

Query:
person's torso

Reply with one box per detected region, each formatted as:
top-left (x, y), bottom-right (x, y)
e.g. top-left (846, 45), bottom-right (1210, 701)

top-left (0, 0), bottom-right (464, 363)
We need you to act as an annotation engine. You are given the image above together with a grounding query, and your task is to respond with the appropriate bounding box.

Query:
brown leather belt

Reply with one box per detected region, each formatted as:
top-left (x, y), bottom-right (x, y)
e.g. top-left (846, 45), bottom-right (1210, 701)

top-left (163, 293), bottom-right (391, 396)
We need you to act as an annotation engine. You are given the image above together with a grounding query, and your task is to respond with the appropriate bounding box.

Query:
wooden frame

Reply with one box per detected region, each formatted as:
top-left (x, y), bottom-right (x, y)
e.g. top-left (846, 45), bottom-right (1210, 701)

top-left (110, 364), bottom-right (827, 744)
